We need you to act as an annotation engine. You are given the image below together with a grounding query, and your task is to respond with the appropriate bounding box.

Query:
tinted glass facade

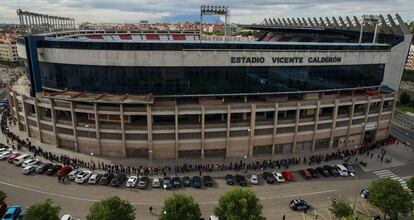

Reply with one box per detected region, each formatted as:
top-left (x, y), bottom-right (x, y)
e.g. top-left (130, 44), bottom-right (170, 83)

top-left (39, 63), bottom-right (384, 96)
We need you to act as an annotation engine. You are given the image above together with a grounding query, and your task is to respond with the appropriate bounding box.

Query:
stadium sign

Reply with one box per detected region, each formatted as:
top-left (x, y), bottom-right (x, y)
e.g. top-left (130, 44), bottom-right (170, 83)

top-left (230, 56), bottom-right (342, 64)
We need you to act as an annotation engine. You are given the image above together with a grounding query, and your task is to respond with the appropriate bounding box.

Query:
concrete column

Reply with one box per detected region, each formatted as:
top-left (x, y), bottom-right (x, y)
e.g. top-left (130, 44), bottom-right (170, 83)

top-left (49, 99), bottom-right (59, 146)
top-left (271, 103), bottom-right (279, 155)
top-left (33, 98), bottom-right (43, 143)
top-left (345, 98), bottom-right (356, 147)
top-left (201, 105), bottom-right (205, 158)
top-left (387, 94), bottom-right (397, 137)
top-left (225, 105), bottom-right (231, 158)
top-left (311, 101), bottom-right (321, 151)
top-left (21, 95), bottom-right (31, 137)
top-left (146, 105), bottom-right (153, 160)
top-left (242, 96), bottom-right (247, 120)
top-left (292, 102), bottom-right (301, 154)
top-left (248, 103), bottom-right (256, 157)
top-left (119, 104), bottom-right (126, 157)
top-left (361, 97), bottom-right (372, 145)
top-left (18, 14), bottom-right (23, 26)
top-left (70, 102), bottom-right (79, 152)
top-left (93, 104), bottom-right (102, 154)
top-left (329, 99), bottom-right (339, 148)
top-left (375, 95), bottom-right (385, 140)
top-left (174, 106), bottom-right (179, 159)
top-left (11, 91), bottom-right (19, 128)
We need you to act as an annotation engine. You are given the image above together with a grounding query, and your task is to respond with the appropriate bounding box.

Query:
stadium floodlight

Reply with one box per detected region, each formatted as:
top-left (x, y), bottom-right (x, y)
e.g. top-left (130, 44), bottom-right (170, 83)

top-left (200, 5), bottom-right (230, 42)
top-left (359, 14), bottom-right (380, 44)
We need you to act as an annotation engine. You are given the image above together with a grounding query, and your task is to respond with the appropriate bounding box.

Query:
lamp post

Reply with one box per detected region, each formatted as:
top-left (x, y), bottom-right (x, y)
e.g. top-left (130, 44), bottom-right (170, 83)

top-left (247, 128), bottom-right (251, 157)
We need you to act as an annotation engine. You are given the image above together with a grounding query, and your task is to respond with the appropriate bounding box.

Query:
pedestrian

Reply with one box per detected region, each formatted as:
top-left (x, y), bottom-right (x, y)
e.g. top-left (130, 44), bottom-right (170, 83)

top-left (304, 208), bottom-right (307, 214)
top-left (282, 214), bottom-right (286, 220)
top-left (370, 153), bottom-right (373, 159)
top-left (57, 174), bottom-right (61, 183)
top-left (149, 206), bottom-right (153, 215)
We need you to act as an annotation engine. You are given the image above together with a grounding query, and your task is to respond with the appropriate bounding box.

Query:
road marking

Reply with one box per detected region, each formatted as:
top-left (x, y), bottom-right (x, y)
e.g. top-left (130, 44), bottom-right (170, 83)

top-left (373, 169), bottom-right (409, 191)
top-left (373, 169), bottom-right (391, 174)
top-left (0, 180), bottom-right (342, 205)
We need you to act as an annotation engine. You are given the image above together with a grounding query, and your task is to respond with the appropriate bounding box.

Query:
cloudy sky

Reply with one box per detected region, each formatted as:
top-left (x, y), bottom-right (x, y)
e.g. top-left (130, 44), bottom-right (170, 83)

top-left (1, 0), bottom-right (413, 24)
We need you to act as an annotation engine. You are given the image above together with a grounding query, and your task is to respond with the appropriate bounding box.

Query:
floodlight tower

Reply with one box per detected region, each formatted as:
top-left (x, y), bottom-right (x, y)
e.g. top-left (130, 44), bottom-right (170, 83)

top-left (200, 5), bottom-right (230, 42)
top-left (358, 15), bottom-right (380, 44)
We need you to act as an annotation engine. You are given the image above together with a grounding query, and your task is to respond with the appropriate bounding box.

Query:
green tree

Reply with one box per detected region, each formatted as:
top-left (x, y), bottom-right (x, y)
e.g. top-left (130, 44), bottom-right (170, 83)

top-left (0, 191), bottom-right (6, 202)
top-left (407, 177), bottom-right (414, 192)
top-left (368, 178), bottom-right (413, 219)
top-left (400, 92), bottom-right (411, 105)
top-left (214, 188), bottom-right (264, 220)
top-left (329, 198), bottom-right (353, 218)
top-left (159, 194), bottom-right (201, 220)
top-left (86, 196), bottom-right (135, 220)
top-left (23, 199), bottom-right (60, 220)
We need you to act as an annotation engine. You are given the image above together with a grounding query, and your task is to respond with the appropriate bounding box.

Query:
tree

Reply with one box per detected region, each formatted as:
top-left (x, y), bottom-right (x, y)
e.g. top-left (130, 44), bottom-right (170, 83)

top-left (368, 178), bottom-right (413, 219)
top-left (329, 198), bottom-right (353, 218)
top-left (23, 199), bottom-right (60, 220)
top-left (159, 194), bottom-right (201, 220)
top-left (214, 188), bottom-right (264, 220)
top-left (86, 196), bottom-right (135, 220)
top-left (400, 92), bottom-right (411, 105)
top-left (0, 191), bottom-right (6, 202)
top-left (407, 177), bottom-right (414, 193)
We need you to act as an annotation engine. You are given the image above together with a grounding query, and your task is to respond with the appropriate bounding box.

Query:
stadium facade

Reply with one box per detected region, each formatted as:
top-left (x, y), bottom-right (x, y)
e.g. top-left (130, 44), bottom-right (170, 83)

top-left (8, 14), bottom-right (412, 159)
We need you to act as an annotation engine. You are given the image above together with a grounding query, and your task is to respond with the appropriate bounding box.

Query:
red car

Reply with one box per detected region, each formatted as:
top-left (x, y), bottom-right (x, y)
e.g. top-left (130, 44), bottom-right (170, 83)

top-left (299, 169), bottom-right (312, 179)
top-left (281, 171), bottom-right (295, 181)
top-left (57, 166), bottom-right (73, 176)
top-left (7, 153), bottom-right (21, 164)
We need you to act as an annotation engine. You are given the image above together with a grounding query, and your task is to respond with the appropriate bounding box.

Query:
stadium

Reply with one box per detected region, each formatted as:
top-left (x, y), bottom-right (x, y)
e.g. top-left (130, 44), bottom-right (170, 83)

top-left (8, 11), bottom-right (412, 159)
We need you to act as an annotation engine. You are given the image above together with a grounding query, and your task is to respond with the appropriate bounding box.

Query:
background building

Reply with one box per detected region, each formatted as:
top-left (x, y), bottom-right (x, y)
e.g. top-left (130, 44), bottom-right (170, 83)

top-left (405, 45), bottom-right (414, 70)
top-left (0, 34), bottom-right (18, 62)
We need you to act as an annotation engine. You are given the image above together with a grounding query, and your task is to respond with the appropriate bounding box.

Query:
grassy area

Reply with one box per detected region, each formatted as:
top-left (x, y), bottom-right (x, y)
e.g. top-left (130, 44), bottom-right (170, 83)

top-left (396, 102), bottom-right (414, 113)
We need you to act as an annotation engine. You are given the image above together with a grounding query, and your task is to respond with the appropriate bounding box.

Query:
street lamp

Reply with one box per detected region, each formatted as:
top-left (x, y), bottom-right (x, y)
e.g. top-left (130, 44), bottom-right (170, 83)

top-left (90, 152), bottom-right (94, 162)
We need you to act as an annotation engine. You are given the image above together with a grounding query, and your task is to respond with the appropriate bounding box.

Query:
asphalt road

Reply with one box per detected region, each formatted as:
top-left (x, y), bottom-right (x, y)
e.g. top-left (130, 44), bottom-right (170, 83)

top-left (1, 160), bottom-right (405, 220)
top-left (391, 123), bottom-right (414, 147)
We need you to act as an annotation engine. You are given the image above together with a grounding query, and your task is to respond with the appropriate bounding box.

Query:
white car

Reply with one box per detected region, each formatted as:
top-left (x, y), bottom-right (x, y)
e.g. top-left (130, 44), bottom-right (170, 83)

top-left (152, 177), bottom-right (161, 188)
top-left (0, 150), bottom-right (14, 160)
top-left (22, 158), bottom-right (40, 168)
top-left (22, 165), bottom-right (38, 175)
top-left (88, 173), bottom-right (101, 184)
top-left (335, 164), bottom-right (349, 177)
top-left (68, 170), bottom-right (81, 180)
top-left (250, 174), bottom-right (259, 185)
top-left (0, 147), bottom-right (10, 153)
top-left (126, 175), bottom-right (138, 188)
top-left (14, 154), bottom-right (33, 166)
top-left (74, 171), bottom-right (92, 184)
top-left (272, 172), bottom-right (285, 183)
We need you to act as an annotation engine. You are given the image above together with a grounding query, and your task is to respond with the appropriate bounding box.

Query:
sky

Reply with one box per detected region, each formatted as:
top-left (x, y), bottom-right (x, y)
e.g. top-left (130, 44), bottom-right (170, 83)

top-left (0, 0), bottom-right (413, 24)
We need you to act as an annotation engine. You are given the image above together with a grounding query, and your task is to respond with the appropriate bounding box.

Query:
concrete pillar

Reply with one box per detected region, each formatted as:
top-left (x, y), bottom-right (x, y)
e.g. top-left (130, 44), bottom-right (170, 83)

top-left (346, 98), bottom-right (356, 147)
top-left (329, 99), bottom-right (339, 148)
top-left (174, 106), bottom-right (179, 159)
top-left (311, 100), bottom-right (321, 151)
top-left (49, 99), bottom-right (59, 146)
top-left (12, 91), bottom-right (23, 131)
top-left (21, 95), bottom-right (31, 137)
top-left (33, 98), bottom-right (43, 143)
top-left (292, 102), bottom-right (301, 154)
top-left (18, 14), bottom-right (24, 26)
top-left (146, 105), bottom-right (153, 160)
top-left (271, 103), bottom-right (279, 155)
top-left (374, 95), bottom-right (385, 140)
top-left (70, 102), bottom-right (79, 152)
top-left (225, 105), bottom-right (231, 158)
top-left (201, 105), bottom-right (205, 158)
top-left (93, 103), bottom-right (102, 155)
top-left (248, 103), bottom-right (256, 157)
top-left (387, 94), bottom-right (397, 137)
top-left (242, 96), bottom-right (247, 120)
top-left (119, 104), bottom-right (126, 157)
top-left (361, 97), bottom-right (372, 145)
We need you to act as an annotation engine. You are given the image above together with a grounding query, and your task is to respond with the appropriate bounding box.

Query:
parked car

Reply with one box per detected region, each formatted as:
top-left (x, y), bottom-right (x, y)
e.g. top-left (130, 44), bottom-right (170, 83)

top-left (126, 176), bottom-right (138, 188)
top-left (75, 171), bottom-right (92, 184)
top-left (68, 170), bottom-right (81, 180)
top-left (152, 177), bottom-right (161, 188)
top-left (324, 165), bottom-right (339, 177)
top-left (0, 147), bottom-right (9, 153)
top-left (335, 164), bottom-right (349, 177)
top-left (17, 209), bottom-right (26, 220)
top-left (289, 199), bottom-right (310, 211)
top-left (137, 177), bottom-right (149, 189)
top-left (281, 171), bottom-right (295, 181)
top-left (172, 177), bottom-right (181, 188)
top-left (46, 165), bottom-right (62, 176)
top-left (360, 188), bottom-right (369, 199)
top-left (272, 172), bottom-right (285, 183)
top-left (342, 163), bottom-right (355, 176)
top-left (35, 163), bottom-right (53, 174)
top-left (13, 154), bottom-right (32, 166)
top-left (250, 174), bottom-right (259, 185)
top-left (110, 174), bottom-right (126, 187)
top-left (0, 151), bottom-right (14, 160)
top-left (263, 172), bottom-right (275, 184)
top-left (163, 177), bottom-right (172, 189)
top-left (298, 169), bottom-right (312, 179)
top-left (22, 165), bottom-right (38, 175)
top-left (61, 214), bottom-right (75, 220)
top-left (316, 166), bottom-right (330, 177)
top-left (57, 166), bottom-right (73, 177)
top-left (7, 153), bottom-right (21, 164)
top-left (2, 205), bottom-right (22, 220)
top-left (192, 176), bottom-right (201, 188)
top-left (204, 176), bottom-right (214, 187)
top-left (0, 200), bottom-right (7, 218)
top-left (225, 174), bottom-right (235, 185)
top-left (88, 173), bottom-right (102, 185)
top-left (21, 159), bottom-right (40, 168)
top-left (99, 172), bottom-right (114, 186)
top-left (307, 168), bottom-right (320, 178)
top-left (182, 176), bottom-right (191, 187)
top-left (235, 175), bottom-right (246, 186)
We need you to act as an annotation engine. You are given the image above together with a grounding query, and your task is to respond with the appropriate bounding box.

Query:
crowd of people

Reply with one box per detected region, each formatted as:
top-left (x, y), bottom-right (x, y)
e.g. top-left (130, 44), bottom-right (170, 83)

top-left (1, 108), bottom-right (397, 177)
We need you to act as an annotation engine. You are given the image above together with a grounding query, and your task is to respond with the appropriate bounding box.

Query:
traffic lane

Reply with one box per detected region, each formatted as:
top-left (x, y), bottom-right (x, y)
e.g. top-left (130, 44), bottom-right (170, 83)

top-left (391, 124), bottom-right (414, 144)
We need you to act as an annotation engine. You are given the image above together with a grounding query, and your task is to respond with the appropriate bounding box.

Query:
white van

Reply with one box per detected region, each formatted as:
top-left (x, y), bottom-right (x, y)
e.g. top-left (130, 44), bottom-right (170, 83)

top-left (335, 164), bottom-right (349, 177)
top-left (14, 154), bottom-right (32, 166)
